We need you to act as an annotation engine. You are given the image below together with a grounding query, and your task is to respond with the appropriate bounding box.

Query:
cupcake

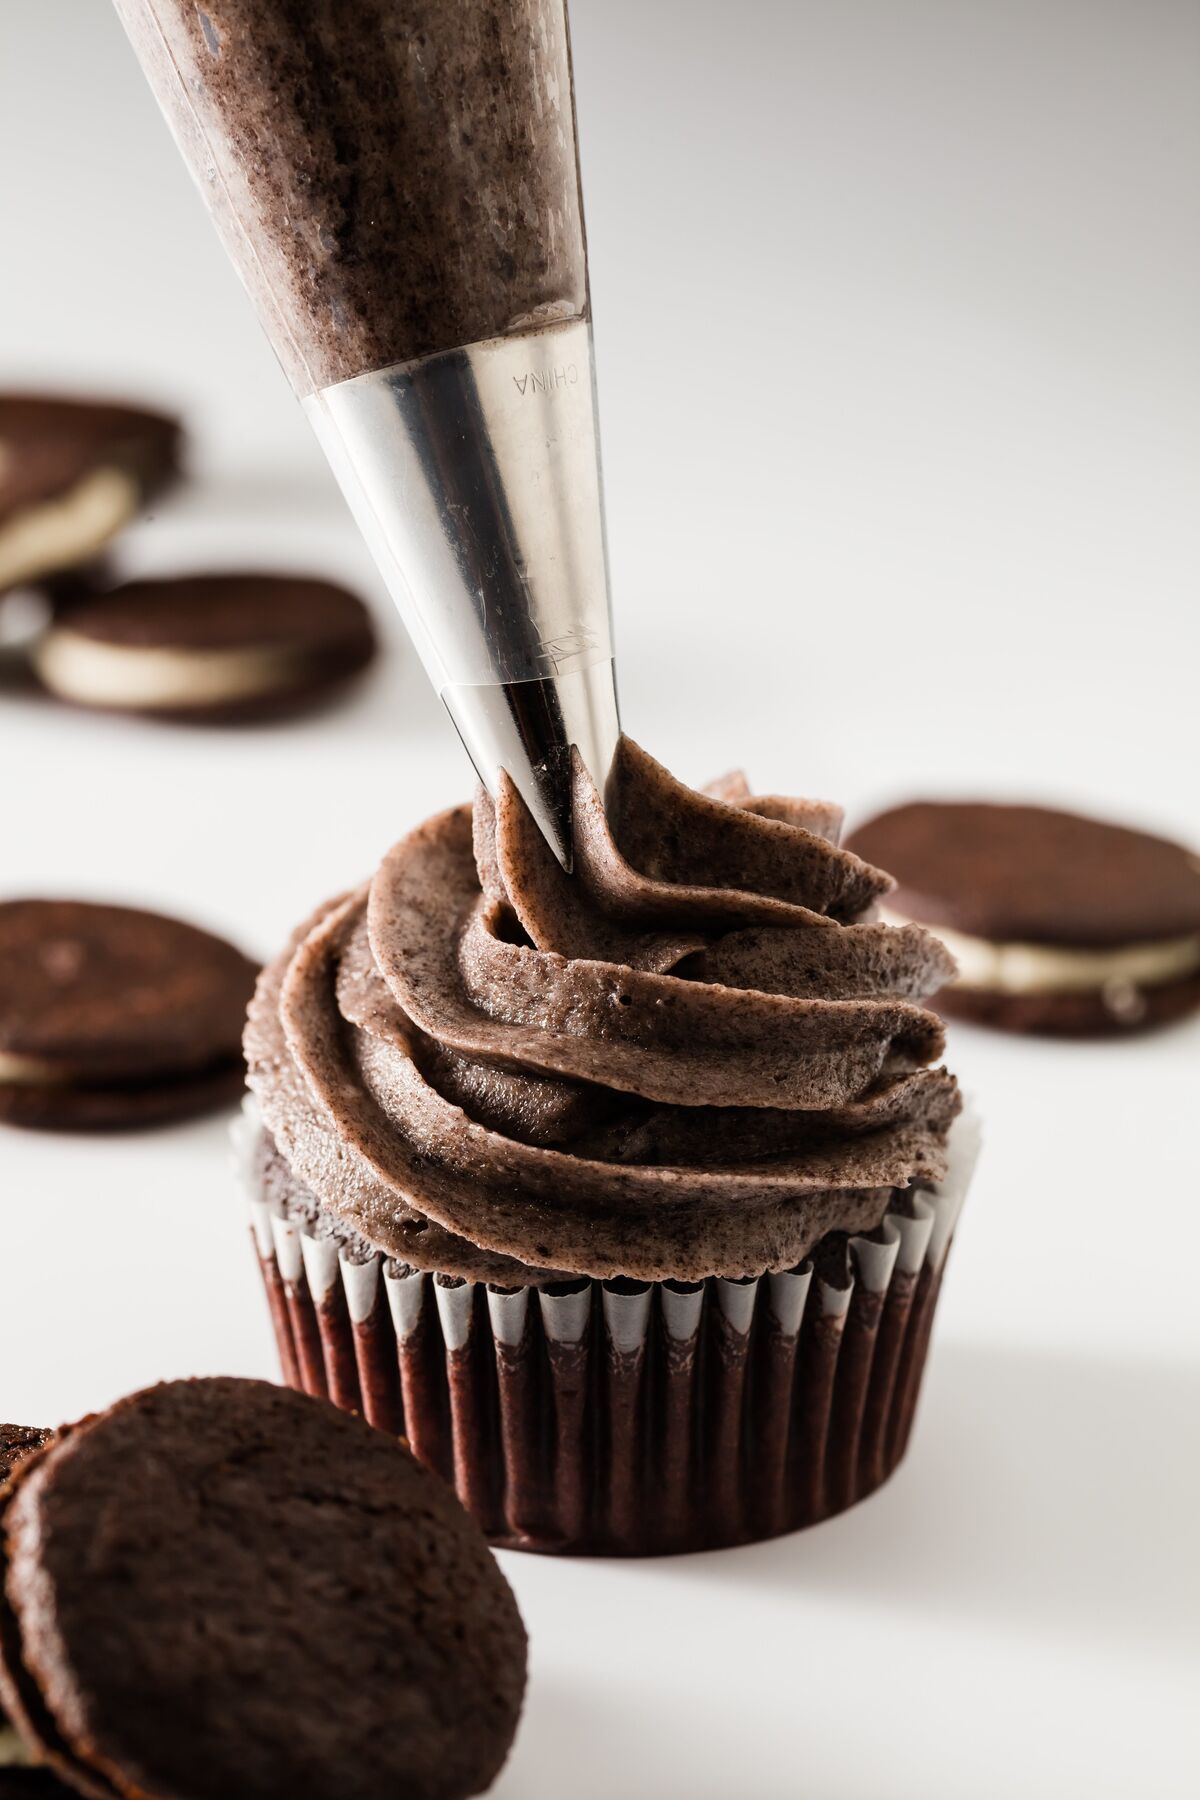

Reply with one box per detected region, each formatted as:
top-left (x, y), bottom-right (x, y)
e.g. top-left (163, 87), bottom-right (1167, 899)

top-left (241, 739), bottom-right (978, 1554)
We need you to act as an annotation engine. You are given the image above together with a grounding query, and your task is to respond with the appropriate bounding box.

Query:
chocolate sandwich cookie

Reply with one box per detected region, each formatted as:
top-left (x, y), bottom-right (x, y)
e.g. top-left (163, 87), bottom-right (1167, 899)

top-left (0, 1379), bottom-right (527, 1800)
top-left (846, 801), bottom-right (1200, 1034)
top-left (0, 397), bottom-right (180, 595)
top-left (0, 1432), bottom-right (62, 1796)
top-left (0, 1434), bottom-right (50, 1489)
top-left (32, 572), bottom-right (377, 722)
top-left (0, 591), bottom-right (51, 673)
top-left (0, 901), bottom-right (258, 1130)
top-left (2, 571), bottom-right (105, 671)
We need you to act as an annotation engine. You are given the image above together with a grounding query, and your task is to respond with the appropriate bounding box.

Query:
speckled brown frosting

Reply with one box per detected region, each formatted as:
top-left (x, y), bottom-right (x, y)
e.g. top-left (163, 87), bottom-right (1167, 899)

top-left (248, 743), bottom-right (960, 1285)
top-left (113, 0), bottom-right (588, 394)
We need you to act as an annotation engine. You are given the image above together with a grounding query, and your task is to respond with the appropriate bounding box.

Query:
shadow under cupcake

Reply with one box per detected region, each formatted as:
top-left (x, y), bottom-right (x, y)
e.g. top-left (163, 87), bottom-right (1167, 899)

top-left (239, 739), bottom-right (980, 1555)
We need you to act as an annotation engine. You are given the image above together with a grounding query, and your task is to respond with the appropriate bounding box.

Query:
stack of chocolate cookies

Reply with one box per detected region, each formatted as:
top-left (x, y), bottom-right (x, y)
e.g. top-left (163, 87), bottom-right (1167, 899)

top-left (0, 393), bottom-right (377, 722)
top-left (0, 1382), bottom-right (526, 1799)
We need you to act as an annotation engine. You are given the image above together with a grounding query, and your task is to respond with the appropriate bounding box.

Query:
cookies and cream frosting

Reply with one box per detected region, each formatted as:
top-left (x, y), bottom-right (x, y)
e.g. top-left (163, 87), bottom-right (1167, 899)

top-left (246, 741), bottom-right (962, 1284)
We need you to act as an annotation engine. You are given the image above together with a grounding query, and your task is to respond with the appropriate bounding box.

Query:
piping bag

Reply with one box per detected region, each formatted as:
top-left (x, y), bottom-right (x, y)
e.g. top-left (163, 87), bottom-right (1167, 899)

top-left (112, 0), bottom-right (618, 865)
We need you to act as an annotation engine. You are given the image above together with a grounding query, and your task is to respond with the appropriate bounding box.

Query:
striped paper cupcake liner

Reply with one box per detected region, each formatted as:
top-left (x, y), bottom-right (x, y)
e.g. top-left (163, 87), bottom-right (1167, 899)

top-left (234, 1104), bottom-right (978, 1556)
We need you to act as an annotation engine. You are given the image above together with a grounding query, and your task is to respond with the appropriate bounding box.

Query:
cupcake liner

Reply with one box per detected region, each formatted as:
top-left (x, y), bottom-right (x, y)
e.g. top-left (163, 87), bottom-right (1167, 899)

top-left (234, 1101), bottom-right (979, 1555)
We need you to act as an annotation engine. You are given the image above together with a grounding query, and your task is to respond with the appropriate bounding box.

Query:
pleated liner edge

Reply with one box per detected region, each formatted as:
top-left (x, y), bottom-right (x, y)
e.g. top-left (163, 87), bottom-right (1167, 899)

top-left (235, 1104), bottom-right (978, 1556)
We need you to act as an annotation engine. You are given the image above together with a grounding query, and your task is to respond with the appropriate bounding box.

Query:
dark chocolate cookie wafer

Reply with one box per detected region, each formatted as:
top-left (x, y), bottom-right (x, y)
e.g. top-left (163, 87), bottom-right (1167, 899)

top-left (0, 1379), bottom-right (527, 1800)
top-left (0, 397), bottom-right (180, 595)
top-left (0, 1433), bottom-right (63, 1797)
top-left (33, 573), bottom-right (377, 722)
top-left (0, 901), bottom-right (257, 1130)
top-left (846, 801), bottom-right (1200, 1035)
top-left (0, 1774), bottom-right (75, 1797)
top-left (0, 1435), bottom-right (50, 1489)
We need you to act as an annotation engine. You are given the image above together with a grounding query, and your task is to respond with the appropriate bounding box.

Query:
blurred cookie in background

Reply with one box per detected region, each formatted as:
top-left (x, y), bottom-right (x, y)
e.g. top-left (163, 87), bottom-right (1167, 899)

top-left (846, 801), bottom-right (1200, 1035)
top-left (1, 569), bottom-right (106, 684)
top-left (0, 588), bottom-right (51, 681)
top-left (32, 571), bottom-right (378, 722)
top-left (0, 399), bottom-right (381, 726)
top-left (0, 395), bottom-right (181, 596)
top-left (0, 899), bottom-right (258, 1130)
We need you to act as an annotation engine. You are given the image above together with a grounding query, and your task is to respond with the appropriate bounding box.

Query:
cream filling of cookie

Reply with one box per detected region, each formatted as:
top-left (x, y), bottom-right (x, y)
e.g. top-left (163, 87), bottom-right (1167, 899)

top-left (0, 1723), bottom-right (33, 1765)
top-left (32, 631), bottom-right (312, 709)
top-left (0, 465), bottom-right (139, 590)
top-left (880, 909), bottom-right (1200, 996)
top-left (0, 1051), bottom-right (75, 1085)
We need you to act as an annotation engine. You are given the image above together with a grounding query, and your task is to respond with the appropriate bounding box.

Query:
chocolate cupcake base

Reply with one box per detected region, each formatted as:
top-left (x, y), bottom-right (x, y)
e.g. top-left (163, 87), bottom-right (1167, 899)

top-left (238, 1108), bottom-right (978, 1556)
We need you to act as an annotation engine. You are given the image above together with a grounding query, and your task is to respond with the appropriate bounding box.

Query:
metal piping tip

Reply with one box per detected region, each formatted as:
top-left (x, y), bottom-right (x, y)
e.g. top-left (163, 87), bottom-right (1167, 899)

top-left (304, 318), bottom-right (619, 863)
top-left (443, 659), bottom-right (620, 869)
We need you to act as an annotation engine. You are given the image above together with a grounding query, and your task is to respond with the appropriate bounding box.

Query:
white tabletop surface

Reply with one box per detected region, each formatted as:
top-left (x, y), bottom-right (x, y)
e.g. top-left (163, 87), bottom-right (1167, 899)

top-left (3, 1), bottom-right (1199, 1795)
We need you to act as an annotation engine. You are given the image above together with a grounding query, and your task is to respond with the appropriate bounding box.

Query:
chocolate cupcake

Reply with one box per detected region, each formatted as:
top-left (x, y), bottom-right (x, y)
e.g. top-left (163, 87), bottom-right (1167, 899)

top-left (241, 740), bottom-right (979, 1555)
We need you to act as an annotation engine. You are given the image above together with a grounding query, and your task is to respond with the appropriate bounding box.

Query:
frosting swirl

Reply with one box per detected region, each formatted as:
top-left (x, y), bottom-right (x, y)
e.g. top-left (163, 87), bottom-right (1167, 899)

top-left (246, 740), bottom-right (960, 1282)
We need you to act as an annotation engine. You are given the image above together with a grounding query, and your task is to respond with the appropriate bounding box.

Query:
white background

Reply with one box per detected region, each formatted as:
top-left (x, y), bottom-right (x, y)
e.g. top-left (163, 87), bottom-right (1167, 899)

top-left (2, 2), bottom-right (1198, 1795)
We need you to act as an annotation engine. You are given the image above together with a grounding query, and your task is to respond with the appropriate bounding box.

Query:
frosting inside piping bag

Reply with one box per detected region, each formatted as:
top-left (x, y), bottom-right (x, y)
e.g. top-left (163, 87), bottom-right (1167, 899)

top-left (246, 740), bottom-right (961, 1282)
